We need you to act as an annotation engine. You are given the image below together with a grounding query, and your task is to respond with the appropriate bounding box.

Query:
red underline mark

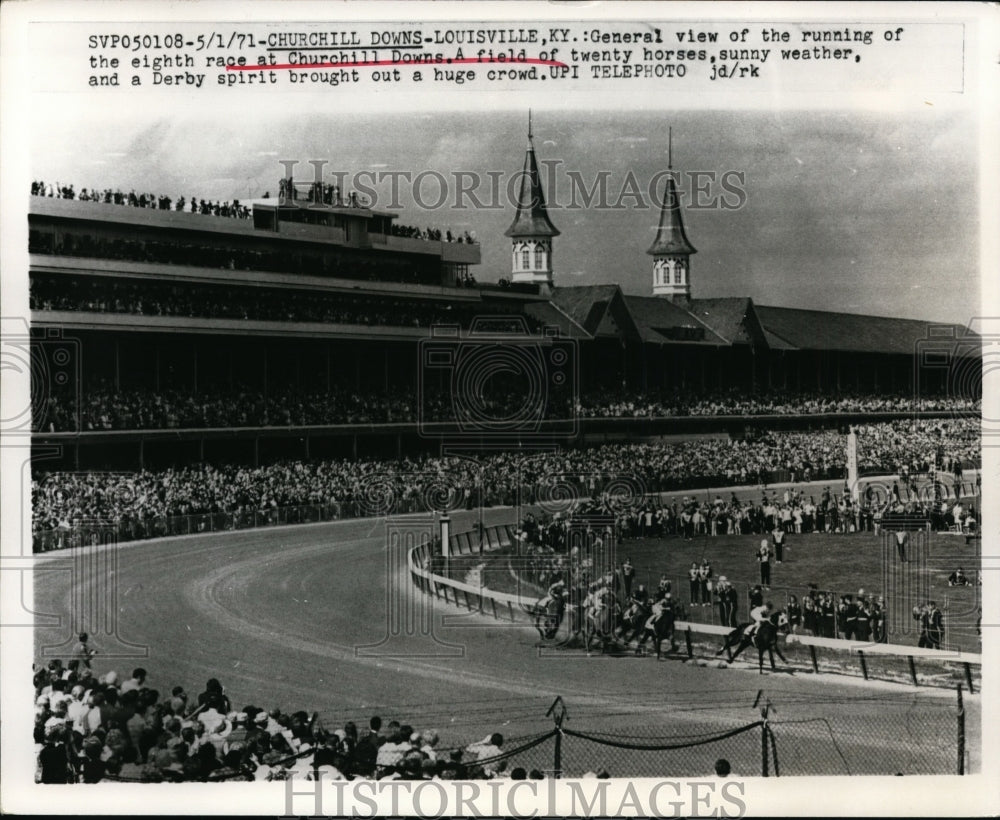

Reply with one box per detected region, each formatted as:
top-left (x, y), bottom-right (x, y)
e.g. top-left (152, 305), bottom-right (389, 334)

top-left (226, 57), bottom-right (569, 71)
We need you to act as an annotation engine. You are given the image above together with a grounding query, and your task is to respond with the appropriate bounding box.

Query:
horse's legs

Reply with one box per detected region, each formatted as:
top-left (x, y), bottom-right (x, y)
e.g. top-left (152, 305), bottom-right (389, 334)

top-left (729, 639), bottom-right (747, 663)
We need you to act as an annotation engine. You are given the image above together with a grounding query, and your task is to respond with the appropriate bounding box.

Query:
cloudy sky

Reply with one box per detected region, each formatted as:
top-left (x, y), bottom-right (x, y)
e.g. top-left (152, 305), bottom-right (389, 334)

top-left (31, 107), bottom-right (979, 324)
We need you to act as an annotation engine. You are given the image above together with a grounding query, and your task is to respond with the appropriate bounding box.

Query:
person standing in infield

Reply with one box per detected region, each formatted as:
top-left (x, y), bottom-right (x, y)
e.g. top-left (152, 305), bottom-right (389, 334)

top-left (771, 526), bottom-right (785, 564)
top-left (755, 538), bottom-right (772, 588)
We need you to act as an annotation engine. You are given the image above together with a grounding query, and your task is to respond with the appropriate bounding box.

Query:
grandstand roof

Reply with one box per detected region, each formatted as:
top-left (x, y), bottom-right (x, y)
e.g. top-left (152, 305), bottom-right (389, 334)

top-left (622, 294), bottom-right (727, 346)
top-left (754, 305), bottom-right (979, 355)
top-left (522, 299), bottom-right (592, 339)
top-left (550, 285), bottom-right (621, 334)
top-left (545, 284), bottom-right (979, 355)
top-left (687, 297), bottom-right (758, 345)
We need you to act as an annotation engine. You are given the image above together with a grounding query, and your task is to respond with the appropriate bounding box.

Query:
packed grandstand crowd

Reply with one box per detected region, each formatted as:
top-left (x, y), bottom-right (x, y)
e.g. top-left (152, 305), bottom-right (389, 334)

top-left (29, 229), bottom-right (446, 284)
top-left (32, 417), bottom-right (978, 543)
top-left (577, 389), bottom-right (980, 418)
top-left (34, 662), bottom-right (518, 783)
top-left (30, 275), bottom-right (535, 338)
top-left (30, 181), bottom-right (477, 243)
top-left (32, 180), bottom-right (255, 219)
top-left (32, 382), bottom-right (979, 433)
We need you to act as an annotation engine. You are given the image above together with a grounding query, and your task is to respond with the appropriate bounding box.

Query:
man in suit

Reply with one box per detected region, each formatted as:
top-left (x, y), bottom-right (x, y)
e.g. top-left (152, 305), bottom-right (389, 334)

top-left (755, 539), bottom-right (771, 588)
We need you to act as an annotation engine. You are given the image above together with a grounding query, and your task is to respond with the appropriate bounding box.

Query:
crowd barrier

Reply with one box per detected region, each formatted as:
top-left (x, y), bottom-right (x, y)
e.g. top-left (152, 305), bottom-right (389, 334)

top-left (784, 633), bottom-right (982, 692)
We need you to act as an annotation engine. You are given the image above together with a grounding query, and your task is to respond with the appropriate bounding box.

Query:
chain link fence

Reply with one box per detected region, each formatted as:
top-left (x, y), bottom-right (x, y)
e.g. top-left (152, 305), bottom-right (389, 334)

top-left (87, 690), bottom-right (968, 783)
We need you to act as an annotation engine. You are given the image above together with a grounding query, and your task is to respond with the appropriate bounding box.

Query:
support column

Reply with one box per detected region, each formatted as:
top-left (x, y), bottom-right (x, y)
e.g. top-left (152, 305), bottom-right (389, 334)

top-left (114, 339), bottom-right (120, 391)
top-left (263, 348), bottom-right (268, 399)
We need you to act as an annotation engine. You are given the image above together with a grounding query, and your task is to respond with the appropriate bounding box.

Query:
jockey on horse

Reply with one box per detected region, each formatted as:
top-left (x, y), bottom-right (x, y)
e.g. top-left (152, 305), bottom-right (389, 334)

top-left (718, 601), bottom-right (789, 672)
top-left (583, 581), bottom-right (620, 651)
top-left (744, 601), bottom-right (774, 642)
top-left (636, 590), bottom-right (679, 657)
top-left (617, 584), bottom-right (651, 643)
top-left (534, 578), bottom-right (568, 640)
top-left (539, 578), bottom-right (567, 611)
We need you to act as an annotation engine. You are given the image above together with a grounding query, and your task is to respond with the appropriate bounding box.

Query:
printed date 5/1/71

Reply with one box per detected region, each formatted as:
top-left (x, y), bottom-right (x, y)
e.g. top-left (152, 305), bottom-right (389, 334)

top-left (88, 32), bottom-right (259, 51)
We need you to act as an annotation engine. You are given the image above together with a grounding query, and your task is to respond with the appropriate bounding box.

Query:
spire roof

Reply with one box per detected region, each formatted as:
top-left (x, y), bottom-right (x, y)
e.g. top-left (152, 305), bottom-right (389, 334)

top-left (647, 128), bottom-right (696, 256)
top-left (505, 113), bottom-right (560, 239)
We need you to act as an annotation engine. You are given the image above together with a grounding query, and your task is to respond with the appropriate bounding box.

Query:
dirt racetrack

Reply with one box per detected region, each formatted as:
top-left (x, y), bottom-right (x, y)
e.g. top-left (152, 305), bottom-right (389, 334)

top-left (34, 507), bottom-right (980, 777)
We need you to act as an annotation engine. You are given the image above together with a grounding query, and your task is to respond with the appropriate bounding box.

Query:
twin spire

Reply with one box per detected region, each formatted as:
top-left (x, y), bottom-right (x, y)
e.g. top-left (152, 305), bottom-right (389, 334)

top-left (505, 110), bottom-right (560, 240)
top-left (505, 114), bottom-right (695, 299)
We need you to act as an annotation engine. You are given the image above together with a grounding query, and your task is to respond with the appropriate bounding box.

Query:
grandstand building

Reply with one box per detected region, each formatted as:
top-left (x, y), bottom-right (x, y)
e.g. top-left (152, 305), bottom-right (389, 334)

top-left (28, 122), bottom-right (979, 470)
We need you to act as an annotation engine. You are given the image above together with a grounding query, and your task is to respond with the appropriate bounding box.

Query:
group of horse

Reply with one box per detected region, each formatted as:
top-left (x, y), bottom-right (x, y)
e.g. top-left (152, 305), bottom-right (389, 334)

top-left (530, 591), bottom-right (790, 673)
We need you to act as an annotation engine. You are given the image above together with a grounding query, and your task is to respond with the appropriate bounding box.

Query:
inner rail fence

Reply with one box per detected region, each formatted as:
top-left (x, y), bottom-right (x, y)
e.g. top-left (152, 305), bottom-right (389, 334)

top-left (407, 523), bottom-right (982, 695)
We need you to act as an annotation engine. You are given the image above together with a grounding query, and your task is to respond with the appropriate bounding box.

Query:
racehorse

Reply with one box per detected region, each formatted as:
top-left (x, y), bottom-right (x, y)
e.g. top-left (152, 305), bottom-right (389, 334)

top-left (716, 610), bottom-right (789, 673)
top-left (635, 604), bottom-right (679, 659)
top-left (616, 601), bottom-right (650, 645)
top-left (584, 592), bottom-right (621, 653)
top-left (532, 593), bottom-right (566, 640)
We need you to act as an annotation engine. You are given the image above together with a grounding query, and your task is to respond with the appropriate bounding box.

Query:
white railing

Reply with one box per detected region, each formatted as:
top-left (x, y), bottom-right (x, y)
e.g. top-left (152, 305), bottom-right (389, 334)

top-left (408, 522), bottom-right (983, 692)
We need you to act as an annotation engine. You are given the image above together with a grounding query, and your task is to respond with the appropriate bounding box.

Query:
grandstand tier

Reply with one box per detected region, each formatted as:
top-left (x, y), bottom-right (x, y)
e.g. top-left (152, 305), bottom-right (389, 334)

top-left (28, 188), bottom-right (980, 470)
